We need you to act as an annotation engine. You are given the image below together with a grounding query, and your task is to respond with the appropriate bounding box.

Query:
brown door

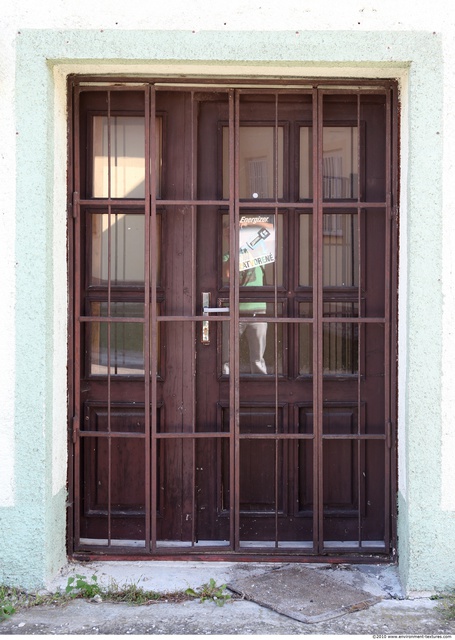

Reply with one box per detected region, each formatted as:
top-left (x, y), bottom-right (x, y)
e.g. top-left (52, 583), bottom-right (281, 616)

top-left (70, 81), bottom-right (397, 557)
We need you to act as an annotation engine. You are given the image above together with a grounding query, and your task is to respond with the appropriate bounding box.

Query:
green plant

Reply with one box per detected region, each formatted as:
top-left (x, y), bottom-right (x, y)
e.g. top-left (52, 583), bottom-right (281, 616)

top-left (0, 586), bottom-right (17, 622)
top-left (1, 574), bottom-right (225, 623)
top-left (185, 578), bottom-right (231, 607)
top-left (441, 592), bottom-right (455, 620)
top-left (0, 603), bottom-right (15, 622)
top-left (103, 579), bottom-right (162, 605)
top-left (432, 590), bottom-right (455, 620)
top-left (65, 574), bottom-right (102, 599)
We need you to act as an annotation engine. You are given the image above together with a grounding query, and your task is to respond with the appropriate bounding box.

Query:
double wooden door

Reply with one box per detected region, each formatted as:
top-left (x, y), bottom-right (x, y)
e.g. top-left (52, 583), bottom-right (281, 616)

top-left (70, 81), bottom-right (397, 557)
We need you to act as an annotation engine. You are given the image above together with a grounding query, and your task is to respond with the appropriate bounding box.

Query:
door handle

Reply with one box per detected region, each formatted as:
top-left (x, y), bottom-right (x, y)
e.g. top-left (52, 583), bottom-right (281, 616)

top-left (203, 308), bottom-right (230, 315)
top-left (201, 293), bottom-right (229, 344)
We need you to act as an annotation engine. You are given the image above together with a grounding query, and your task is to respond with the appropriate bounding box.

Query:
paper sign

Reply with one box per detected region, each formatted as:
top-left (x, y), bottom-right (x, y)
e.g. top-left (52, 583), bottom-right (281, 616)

top-left (238, 214), bottom-right (275, 272)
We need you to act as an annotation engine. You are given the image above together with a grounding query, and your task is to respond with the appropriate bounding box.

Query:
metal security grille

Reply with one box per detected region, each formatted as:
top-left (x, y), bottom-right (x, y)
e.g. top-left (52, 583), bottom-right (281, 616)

top-left (68, 78), bottom-right (398, 561)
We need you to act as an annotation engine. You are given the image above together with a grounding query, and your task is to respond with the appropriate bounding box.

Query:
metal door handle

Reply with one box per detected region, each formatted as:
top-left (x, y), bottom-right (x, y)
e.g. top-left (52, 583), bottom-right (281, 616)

top-left (203, 307), bottom-right (230, 315)
top-left (201, 293), bottom-right (229, 344)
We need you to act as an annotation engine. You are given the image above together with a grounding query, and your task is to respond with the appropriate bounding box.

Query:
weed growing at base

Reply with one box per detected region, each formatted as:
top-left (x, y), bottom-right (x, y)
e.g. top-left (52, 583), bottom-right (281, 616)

top-left (0, 586), bottom-right (16, 622)
top-left (185, 578), bottom-right (232, 606)
top-left (1, 574), bottom-right (233, 622)
top-left (431, 591), bottom-right (455, 620)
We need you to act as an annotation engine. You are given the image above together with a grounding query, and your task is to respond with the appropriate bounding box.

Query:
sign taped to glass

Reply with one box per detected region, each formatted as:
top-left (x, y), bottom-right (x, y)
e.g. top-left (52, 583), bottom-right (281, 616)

top-left (239, 214), bottom-right (275, 271)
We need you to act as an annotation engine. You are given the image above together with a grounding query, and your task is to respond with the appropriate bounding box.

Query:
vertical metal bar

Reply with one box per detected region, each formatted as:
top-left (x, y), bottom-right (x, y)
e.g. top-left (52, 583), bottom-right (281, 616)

top-left (150, 85), bottom-right (158, 553)
top-left (232, 89), bottom-right (240, 550)
top-left (315, 87), bottom-right (323, 553)
top-left (357, 92), bottom-right (362, 547)
top-left (383, 86), bottom-right (393, 551)
top-left (72, 84), bottom-right (82, 548)
top-left (390, 83), bottom-right (399, 554)
top-left (190, 90), bottom-right (197, 546)
top-left (106, 91), bottom-right (112, 547)
top-left (144, 85), bottom-right (152, 553)
top-left (274, 92), bottom-right (279, 548)
top-left (227, 89), bottom-right (235, 549)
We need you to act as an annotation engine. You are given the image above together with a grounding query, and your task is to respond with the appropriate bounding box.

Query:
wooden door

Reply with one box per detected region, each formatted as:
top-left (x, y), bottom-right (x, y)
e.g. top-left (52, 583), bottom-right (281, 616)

top-left (70, 81), bottom-right (397, 557)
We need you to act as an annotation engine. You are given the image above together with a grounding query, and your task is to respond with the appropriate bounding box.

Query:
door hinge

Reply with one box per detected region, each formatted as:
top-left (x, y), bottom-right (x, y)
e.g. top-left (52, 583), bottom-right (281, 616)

top-left (71, 192), bottom-right (79, 219)
top-left (386, 420), bottom-right (392, 449)
top-left (72, 416), bottom-right (79, 444)
top-left (390, 205), bottom-right (398, 222)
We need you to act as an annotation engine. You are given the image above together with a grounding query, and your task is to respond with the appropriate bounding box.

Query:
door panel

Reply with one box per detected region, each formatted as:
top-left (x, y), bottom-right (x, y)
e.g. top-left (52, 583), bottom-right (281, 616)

top-left (71, 81), bottom-right (396, 557)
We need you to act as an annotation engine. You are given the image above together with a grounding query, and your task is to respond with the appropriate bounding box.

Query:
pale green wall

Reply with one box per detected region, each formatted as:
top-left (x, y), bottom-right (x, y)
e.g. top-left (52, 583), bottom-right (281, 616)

top-left (1, 27), bottom-right (452, 592)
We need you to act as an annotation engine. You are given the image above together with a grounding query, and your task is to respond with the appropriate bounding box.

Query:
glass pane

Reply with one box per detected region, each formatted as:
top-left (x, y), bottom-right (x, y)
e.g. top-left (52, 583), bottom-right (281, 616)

top-left (323, 213), bottom-right (358, 287)
top-left (91, 213), bottom-right (146, 285)
top-left (90, 302), bottom-right (144, 375)
top-left (222, 212), bottom-right (283, 287)
top-left (299, 303), bottom-right (313, 375)
top-left (223, 127), bottom-right (284, 199)
top-left (92, 116), bottom-right (162, 198)
top-left (323, 301), bottom-right (359, 318)
top-left (221, 312), bottom-right (284, 376)
top-left (299, 127), bottom-right (313, 199)
top-left (323, 322), bottom-right (358, 374)
top-left (323, 127), bottom-right (358, 199)
top-left (299, 213), bottom-right (313, 286)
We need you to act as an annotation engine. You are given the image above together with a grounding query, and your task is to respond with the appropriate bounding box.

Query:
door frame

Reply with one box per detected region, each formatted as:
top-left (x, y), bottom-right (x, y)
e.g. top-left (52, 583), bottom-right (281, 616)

top-left (67, 76), bottom-right (399, 562)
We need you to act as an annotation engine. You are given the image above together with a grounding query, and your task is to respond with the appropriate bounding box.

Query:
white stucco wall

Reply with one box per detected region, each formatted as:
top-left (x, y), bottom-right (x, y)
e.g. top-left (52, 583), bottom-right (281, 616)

top-left (0, 0), bottom-right (454, 592)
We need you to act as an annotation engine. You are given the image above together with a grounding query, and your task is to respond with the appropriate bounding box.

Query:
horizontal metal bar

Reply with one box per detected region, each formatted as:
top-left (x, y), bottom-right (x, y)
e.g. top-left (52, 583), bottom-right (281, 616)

top-left (76, 82), bottom-right (149, 88)
top-left (156, 316), bottom-right (314, 323)
top-left (152, 432), bottom-right (231, 439)
top-left (321, 434), bottom-right (387, 440)
top-left (321, 317), bottom-right (386, 323)
top-left (79, 431), bottom-right (146, 438)
top-left (78, 316), bottom-right (145, 323)
top-left (77, 198), bottom-right (387, 209)
top-left (79, 199), bottom-right (147, 207)
top-left (78, 314), bottom-right (385, 324)
top-left (154, 83), bottom-right (314, 90)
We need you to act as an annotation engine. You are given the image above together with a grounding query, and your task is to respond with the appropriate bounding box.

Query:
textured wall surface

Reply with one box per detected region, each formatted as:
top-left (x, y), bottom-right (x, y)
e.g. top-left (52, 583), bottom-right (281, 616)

top-left (0, 0), bottom-right (454, 592)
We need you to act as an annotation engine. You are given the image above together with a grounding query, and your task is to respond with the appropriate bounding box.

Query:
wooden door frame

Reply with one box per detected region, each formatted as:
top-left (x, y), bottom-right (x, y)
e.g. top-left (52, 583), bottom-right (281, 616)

top-left (67, 77), bottom-right (399, 562)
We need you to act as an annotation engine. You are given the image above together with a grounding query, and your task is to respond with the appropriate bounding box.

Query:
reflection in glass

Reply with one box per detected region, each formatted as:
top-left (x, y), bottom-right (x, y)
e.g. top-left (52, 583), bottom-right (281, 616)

top-left (223, 127), bottom-right (284, 199)
top-left (91, 213), bottom-right (161, 286)
top-left (323, 127), bottom-right (358, 199)
top-left (299, 213), bottom-right (313, 286)
top-left (299, 126), bottom-right (358, 200)
top-left (323, 301), bottom-right (359, 318)
top-left (323, 322), bottom-right (358, 374)
top-left (299, 303), bottom-right (313, 375)
top-left (91, 213), bottom-right (147, 285)
top-left (90, 302), bottom-right (144, 375)
top-left (221, 310), bottom-right (283, 376)
top-left (92, 116), bottom-right (162, 198)
top-left (221, 213), bottom-right (283, 287)
top-left (323, 213), bottom-right (358, 287)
